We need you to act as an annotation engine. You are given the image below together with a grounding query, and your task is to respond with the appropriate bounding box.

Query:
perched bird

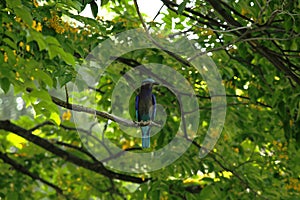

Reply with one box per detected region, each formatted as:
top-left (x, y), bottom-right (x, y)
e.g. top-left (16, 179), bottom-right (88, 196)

top-left (135, 78), bottom-right (158, 148)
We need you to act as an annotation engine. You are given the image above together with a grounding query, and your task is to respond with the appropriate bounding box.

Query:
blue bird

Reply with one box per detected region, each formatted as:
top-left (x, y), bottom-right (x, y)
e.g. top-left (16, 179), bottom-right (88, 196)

top-left (135, 78), bottom-right (158, 148)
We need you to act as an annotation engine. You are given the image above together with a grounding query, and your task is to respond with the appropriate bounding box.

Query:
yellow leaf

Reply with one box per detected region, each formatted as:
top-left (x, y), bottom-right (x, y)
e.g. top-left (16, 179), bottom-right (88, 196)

top-left (6, 133), bottom-right (27, 149)
top-left (4, 52), bottom-right (8, 62)
top-left (50, 112), bottom-right (61, 125)
top-left (241, 8), bottom-right (249, 16)
top-left (62, 110), bottom-right (71, 121)
top-left (33, 0), bottom-right (39, 7)
top-left (289, 119), bottom-right (293, 126)
top-left (221, 171), bottom-right (233, 179)
top-left (233, 147), bottom-right (239, 153)
top-left (26, 45), bottom-right (30, 52)
top-left (32, 20), bottom-right (36, 29)
top-left (183, 178), bottom-right (197, 184)
top-left (122, 143), bottom-right (129, 150)
top-left (32, 129), bottom-right (42, 135)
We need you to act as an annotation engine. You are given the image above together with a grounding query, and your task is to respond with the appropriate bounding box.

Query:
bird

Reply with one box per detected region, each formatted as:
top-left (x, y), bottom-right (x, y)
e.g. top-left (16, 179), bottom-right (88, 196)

top-left (135, 78), bottom-right (158, 148)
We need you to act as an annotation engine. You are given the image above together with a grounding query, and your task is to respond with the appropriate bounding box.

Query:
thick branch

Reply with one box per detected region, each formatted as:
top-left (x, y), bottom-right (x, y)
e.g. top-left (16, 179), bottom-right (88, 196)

top-left (30, 120), bottom-right (112, 159)
top-left (0, 151), bottom-right (63, 194)
top-left (206, 0), bottom-right (243, 28)
top-left (205, 0), bottom-right (300, 85)
top-left (161, 0), bottom-right (225, 28)
top-left (0, 120), bottom-right (148, 183)
top-left (161, 0), bottom-right (300, 85)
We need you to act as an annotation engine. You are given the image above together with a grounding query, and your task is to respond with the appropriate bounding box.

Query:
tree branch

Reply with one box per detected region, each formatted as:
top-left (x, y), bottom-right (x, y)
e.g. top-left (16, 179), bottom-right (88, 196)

top-left (160, 0), bottom-right (300, 85)
top-left (0, 151), bottom-right (63, 195)
top-left (51, 95), bottom-right (161, 128)
top-left (205, 0), bottom-right (300, 85)
top-left (0, 120), bottom-right (149, 183)
top-left (134, 0), bottom-right (192, 67)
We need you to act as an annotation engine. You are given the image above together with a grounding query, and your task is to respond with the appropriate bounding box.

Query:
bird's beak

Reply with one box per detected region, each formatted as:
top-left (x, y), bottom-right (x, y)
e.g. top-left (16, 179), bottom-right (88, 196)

top-left (153, 82), bottom-right (159, 86)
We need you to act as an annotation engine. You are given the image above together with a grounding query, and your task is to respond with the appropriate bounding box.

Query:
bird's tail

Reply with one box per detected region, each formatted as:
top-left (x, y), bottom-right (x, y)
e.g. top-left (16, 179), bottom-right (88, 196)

top-left (141, 126), bottom-right (150, 148)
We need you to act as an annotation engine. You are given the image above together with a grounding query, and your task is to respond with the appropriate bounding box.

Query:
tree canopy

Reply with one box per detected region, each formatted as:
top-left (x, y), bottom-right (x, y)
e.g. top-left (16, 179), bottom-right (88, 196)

top-left (0, 0), bottom-right (299, 199)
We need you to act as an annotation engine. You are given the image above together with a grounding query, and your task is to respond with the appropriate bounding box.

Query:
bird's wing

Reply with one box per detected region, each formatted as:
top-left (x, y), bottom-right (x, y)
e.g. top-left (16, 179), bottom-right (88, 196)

top-left (135, 95), bottom-right (139, 121)
top-left (151, 94), bottom-right (156, 120)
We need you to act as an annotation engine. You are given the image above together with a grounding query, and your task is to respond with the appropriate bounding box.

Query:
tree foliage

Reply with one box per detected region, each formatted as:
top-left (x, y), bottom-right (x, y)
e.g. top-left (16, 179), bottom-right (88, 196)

top-left (0, 0), bottom-right (299, 199)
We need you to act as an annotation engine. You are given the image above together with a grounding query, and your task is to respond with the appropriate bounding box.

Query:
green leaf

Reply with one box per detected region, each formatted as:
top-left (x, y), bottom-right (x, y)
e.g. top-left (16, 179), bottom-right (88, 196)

top-left (157, 132), bottom-right (165, 148)
top-left (27, 31), bottom-right (47, 51)
top-left (101, 0), bottom-right (110, 6)
top-left (6, 191), bottom-right (19, 200)
top-left (50, 111), bottom-right (61, 125)
top-left (61, 52), bottom-right (75, 66)
top-left (0, 52), bottom-right (3, 65)
top-left (284, 17), bottom-right (293, 32)
top-left (66, 0), bottom-right (82, 11)
top-left (151, 189), bottom-right (160, 200)
top-left (32, 100), bottom-right (60, 123)
top-left (14, 6), bottom-right (33, 26)
top-left (59, 74), bottom-right (73, 86)
top-left (45, 36), bottom-right (61, 46)
top-left (175, 22), bottom-right (185, 29)
top-left (199, 185), bottom-right (216, 199)
top-left (148, 54), bottom-right (163, 63)
top-left (6, 0), bottom-right (22, 8)
top-left (290, 40), bottom-right (298, 51)
top-left (48, 45), bottom-right (59, 59)
top-left (29, 89), bottom-right (52, 102)
top-left (178, 0), bottom-right (188, 15)
top-left (0, 77), bottom-right (10, 93)
top-left (48, 45), bottom-right (75, 65)
top-left (3, 38), bottom-right (17, 50)
top-left (90, 1), bottom-right (98, 18)
top-left (201, 177), bottom-right (214, 183)
top-left (0, 46), bottom-right (16, 65)
top-left (4, 29), bottom-right (19, 43)
top-left (32, 70), bottom-right (53, 87)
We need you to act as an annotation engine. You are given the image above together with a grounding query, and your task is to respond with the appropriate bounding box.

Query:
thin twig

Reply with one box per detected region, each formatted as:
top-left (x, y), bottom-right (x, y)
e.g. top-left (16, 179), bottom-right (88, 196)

top-left (65, 84), bottom-right (69, 104)
top-left (148, 4), bottom-right (165, 30)
top-left (133, 0), bottom-right (191, 67)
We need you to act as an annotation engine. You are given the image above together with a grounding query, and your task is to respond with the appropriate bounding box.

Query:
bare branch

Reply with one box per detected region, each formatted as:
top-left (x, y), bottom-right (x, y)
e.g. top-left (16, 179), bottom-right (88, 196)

top-left (51, 95), bottom-right (161, 128)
